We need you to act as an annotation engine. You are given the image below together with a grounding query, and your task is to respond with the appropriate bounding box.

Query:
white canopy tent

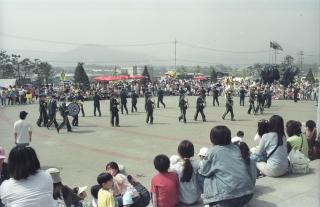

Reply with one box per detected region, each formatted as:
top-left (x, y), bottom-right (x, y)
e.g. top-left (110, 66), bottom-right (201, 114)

top-left (0, 79), bottom-right (16, 88)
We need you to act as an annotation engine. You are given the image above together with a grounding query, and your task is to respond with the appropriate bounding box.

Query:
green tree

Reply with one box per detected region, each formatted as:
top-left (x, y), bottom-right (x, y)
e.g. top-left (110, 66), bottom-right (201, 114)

top-left (209, 65), bottom-right (218, 83)
top-left (260, 64), bottom-right (280, 84)
top-left (279, 56), bottom-right (300, 87)
top-left (305, 68), bottom-right (315, 83)
top-left (194, 65), bottom-right (201, 74)
top-left (74, 62), bottom-right (90, 90)
top-left (33, 60), bottom-right (53, 85)
top-left (0, 51), bottom-right (15, 78)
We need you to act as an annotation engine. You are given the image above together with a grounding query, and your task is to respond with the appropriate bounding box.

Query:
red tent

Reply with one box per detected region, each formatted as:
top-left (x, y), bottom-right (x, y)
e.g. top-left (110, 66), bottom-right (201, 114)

top-left (129, 75), bottom-right (144, 79)
top-left (193, 76), bottom-right (207, 81)
top-left (94, 75), bottom-right (145, 81)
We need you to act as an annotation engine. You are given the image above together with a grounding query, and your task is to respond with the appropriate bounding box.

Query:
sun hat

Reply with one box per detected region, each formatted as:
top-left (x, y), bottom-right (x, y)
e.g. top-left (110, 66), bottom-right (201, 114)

top-left (77, 186), bottom-right (88, 196)
top-left (198, 147), bottom-right (208, 157)
top-left (0, 146), bottom-right (6, 159)
top-left (46, 168), bottom-right (62, 184)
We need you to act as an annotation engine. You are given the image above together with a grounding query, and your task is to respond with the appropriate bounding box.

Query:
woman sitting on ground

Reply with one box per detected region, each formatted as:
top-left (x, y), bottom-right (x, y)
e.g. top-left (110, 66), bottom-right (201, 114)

top-left (254, 115), bottom-right (288, 177)
top-left (286, 120), bottom-right (309, 157)
top-left (0, 146), bottom-right (55, 207)
top-left (46, 168), bottom-right (83, 207)
top-left (199, 126), bottom-right (254, 207)
top-left (170, 140), bottom-right (201, 205)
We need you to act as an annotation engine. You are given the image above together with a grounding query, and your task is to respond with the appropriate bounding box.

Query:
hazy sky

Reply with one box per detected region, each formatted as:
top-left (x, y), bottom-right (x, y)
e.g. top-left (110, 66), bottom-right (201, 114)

top-left (0, 0), bottom-right (319, 65)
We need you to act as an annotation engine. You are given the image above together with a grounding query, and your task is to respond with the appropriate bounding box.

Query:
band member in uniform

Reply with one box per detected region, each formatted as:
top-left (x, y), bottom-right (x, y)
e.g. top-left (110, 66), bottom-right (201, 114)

top-left (120, 88), bottom-right (128, 114)
top-left (57, 102), bottom-right (72, 133)
top-left (47, 95), bottom-right (59, 129)
top-left (264, 86), bottom-right (272, 108)
top-left (255, 88), bottom-right (264, 114)
top-left (157, 88), bottom-right (166, 108)
top-left (93, 92), bottom-right (101, 117)
top-left (71, 99), bottom-right (79, 126)
top-left (146, 96), bottom-right (155, 124)
top-left (239, 86), bottom-right (246, 106)
top-left (194, 94), bottom-right (206, 122)
top-left (110, 94), bottom-right (120, 127)
top-left (200, 87), bottom-right (206, 99)
top-left (37, 95), bottom-right (48, 127)
top-left (248, 87), bottom-right (256, 114)
top-left (222, 90), bottom-right (235, 121)
top-left (293, 85), bottom-right (299, 102)
top-left (76, 91), bottom-right (85, 117)
top-left (212, 86), bottom-right (219, 106)
top-left (144, 90), bottom-right (152, 111)
top-left (178, 95), bottom-right (188, 123)
top-left (131, 90), bottom-right (139, 112)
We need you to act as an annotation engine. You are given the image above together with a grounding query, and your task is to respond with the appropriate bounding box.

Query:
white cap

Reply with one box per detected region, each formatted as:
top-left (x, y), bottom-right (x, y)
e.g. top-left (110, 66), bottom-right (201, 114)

top-left (77, 186), bottom-right (88, 196)
top-left (198, 147), bottom-right (208, 157)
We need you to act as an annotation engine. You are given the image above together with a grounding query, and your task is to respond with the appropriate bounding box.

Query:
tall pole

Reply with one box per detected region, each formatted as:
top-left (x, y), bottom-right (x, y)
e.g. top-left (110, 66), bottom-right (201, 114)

top-left (174, 39), bottom-right (177, 71)
top-left (298, 50), bottom-right (304, 72)
top-left (274, 48), bottom-right (277, 65)
top-left (317, 66), bottom-right (320, 134)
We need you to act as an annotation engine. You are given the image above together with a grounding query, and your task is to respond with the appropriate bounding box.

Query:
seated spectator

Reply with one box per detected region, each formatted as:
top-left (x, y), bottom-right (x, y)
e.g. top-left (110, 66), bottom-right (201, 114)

top-left (90, 184), bottom-right (101, 207)
top-left (253, 119), bottom-right (269, 144)
top-left (73, 186), bottom-right (88, 206)
top-left (106, 161), bottom-right (139, 207)
top-left (199, 126), bottom-right (254, 207)
top-left (169, 155), bottom-right (181, 168)
top-left (46, 168), bottom-right (82, 207)
top-left (0, 146), bottom-right (55, 207)
top-left (151, 154), bottom-right (179, 207)
top-left (197, 147), bottom-right (208, 160)
top-left (97, 173), bottom-right (116, 207)
top-left (286, 120), bottom-right (309, 157)
top-left (304, 120), bottom-right (317, 149)
top-left (170, 140), bottom-right (201, 205)
top-left (236, 142), bottom-right (256, 186)
top-left (232, 130), bottom-right (244, 143)
top-left (254, 115), bottom-right (288, 177)
top-left (0, 147), bottom-right (10, 207)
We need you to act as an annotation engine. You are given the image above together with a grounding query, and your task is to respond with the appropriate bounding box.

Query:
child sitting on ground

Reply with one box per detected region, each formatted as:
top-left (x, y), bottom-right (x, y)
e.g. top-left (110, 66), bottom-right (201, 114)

top-left (151, 154), bottom-right (179, 207)
top-left (90, 184), bottom-right (101, 207)
top-left (97, 173), bottom-right (116, 207)
top-left (231, 130), bottom-right (244, 144)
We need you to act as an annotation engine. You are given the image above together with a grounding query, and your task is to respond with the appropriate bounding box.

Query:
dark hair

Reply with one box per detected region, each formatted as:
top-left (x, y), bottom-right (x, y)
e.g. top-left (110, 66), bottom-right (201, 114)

top-left (153, 154), bottom-right (170, 173)
top-left (97, 172), bottom-right (113, 186)
top-left (286, 121), bottom-right (302, 137)
top-left (53, 182), bottom-right (64, 200)
top-left (236, 142), bottom-right (251, 166)
top-left (106, 161), bottom-right (119, 175)
top-left (306, 120), bottom-right (316, 130)
top-left (90, 184), bottom-right (101, 199)
top-left (178, 140), bottom-right (194, 182)
top-left (269, 115), bottom-right (285, 145)
top-left (8, 146), bottom-right (40, 180)
top-left (73, 187), bottom-right (79, 194)
top-left (19, 113), bottom-right (27, 120)
top-left (236, 131), bottom-right (244, 137)
top-left (210, 126), bottom-right (231, 146)
top-left (257, 119), bottom-right (269, 136)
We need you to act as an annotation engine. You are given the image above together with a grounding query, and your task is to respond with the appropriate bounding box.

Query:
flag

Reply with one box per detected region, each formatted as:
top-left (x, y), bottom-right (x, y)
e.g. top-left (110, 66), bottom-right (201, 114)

top-left (60, 71), bottom-right (65, 81)
top-left (270, 41), bottom-right (283, 51)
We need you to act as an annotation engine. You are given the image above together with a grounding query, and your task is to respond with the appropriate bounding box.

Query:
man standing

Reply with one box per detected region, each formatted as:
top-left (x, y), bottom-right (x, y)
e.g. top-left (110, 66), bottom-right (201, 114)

top-left (76, 91), bottom-right (85, 117)
top-left (120, 88), bottom-right (128, 115)
top-left (222, 91), bottom-right (235, 121)
top-left (14, 111), bottom-right (32, 146)
top-left (93, 92), bottom-right (101, 117)
top-left (248, 87), bottom-right (256, 114)
top-left (47, 95), bottom-right (59, 129)
top-left (194, 94), bottom-right (206, 122)
top-left (157, 88), bottom-right (166, 108)
top-left (110, 94), bottom-right (120, 127)
top-left (57, 102), bottom-right (72, 133)
top-left (131, 90), bottom-right (139, 112)
top-left (36, 95), bottom-right (48, 127)
top-left (146, 96), bottom-right (154, 124)
top-left (212, 86), bottom-right (219, 106)
top-left (239, 86), bottom-right (246, 106)
top-left (178, 95), bottom-right (188, 123)
top-left (255, 88), bottom-right (264, 114)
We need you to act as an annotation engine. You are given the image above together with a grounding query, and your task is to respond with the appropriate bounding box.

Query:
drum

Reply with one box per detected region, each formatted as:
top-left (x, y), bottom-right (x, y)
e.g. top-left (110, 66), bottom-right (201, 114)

top-left (67, 102), bottom-right (80, 116)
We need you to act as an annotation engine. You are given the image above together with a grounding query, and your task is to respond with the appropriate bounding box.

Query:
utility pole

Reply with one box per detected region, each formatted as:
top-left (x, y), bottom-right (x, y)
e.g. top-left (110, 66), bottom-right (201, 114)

top-left (298, 50), bottom-right (304, 72)
top-left (174, 39), bottom-right (177, 71)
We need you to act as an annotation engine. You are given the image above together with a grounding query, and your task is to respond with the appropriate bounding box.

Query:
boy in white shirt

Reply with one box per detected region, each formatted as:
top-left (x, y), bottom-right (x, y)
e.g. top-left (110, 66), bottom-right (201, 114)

top-left (14, 111), bottom-right (32, 146)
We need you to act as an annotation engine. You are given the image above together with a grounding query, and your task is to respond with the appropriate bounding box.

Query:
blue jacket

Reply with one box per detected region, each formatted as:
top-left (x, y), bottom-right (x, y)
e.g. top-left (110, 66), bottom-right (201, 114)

top-left (199, 144), bottom-right (254, 204)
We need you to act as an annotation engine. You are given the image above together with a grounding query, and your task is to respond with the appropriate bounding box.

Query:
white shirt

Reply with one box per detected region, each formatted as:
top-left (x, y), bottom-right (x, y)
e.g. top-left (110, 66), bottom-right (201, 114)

top-left (231, 136), bottom-right (243, 143)
top-left (0, 170), bottom-right (55, 207)
top-left (14, 119), bottom-right (32, 144)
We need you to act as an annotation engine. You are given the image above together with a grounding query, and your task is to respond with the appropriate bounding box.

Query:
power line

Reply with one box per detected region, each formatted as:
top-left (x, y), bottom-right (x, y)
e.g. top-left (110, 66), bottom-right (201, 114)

top-left (0, 33), bottom-right (173, 47)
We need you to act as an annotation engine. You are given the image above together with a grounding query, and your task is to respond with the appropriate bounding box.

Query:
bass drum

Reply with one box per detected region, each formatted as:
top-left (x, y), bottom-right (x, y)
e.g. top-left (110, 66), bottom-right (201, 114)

top-left (67, 102), bottom-right (80, 116)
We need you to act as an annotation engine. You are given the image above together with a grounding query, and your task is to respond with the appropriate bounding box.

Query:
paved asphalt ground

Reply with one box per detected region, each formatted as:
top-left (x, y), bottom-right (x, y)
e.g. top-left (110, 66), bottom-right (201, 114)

top-left (0, 96), bottom-right (317, 195)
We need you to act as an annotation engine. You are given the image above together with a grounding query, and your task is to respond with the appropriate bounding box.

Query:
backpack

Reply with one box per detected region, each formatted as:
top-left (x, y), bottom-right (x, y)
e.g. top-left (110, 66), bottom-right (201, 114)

top-left (288, 149), bottom-right (310, 174)
top-left (127, 175), bottom-right (150, 206)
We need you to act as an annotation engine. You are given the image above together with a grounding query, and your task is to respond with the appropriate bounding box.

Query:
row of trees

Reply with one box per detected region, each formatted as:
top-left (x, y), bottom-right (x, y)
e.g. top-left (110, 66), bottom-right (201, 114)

top-left (0, 51), bottom-right (53, 86)
top-left (257, 55), bottom-right (316, 87)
